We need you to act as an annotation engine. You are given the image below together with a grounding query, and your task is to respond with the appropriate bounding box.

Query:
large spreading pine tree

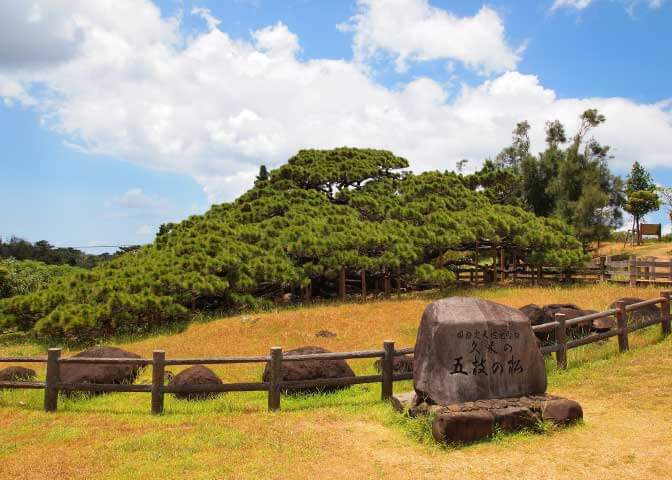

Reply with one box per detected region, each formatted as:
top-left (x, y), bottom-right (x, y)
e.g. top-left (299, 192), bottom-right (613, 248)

top-left (0, 147), bottom-right (585, 340)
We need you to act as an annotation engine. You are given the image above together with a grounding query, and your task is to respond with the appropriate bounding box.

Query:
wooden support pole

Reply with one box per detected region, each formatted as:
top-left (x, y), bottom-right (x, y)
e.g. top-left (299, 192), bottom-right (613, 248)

top-left (500, 248), bottom-right (506, 281)
top-left (616, 301), bottom-right (629, 352)
top-left (512, 254), bottom-right (517, 283)
top-left (629, 256), bottom-right (637, 287)
top-left (44, 348), bottom-right (61, 412)
top-left (474, 243), bottom-right (480, 286)
top-left (151, 350), bottom-right (165, 415)
top-left (555, 314), bottom-right (567, 369)
top-left (304, 279), bottom-right (312, 303)
top-left (650, 258), bottom-right (656, 283)
top-left (360, 269), bottom-right (367, 301)
top-left (599, 256), bottom-right (606, 282)
top-left (669, 260), bottom-right (672, 282)
top-left (384, 267), bottom-right (391, 298)
top-left (339, 265), bottom-right (346, 301)
top-left (661, 291), bottom-right (671, 336)
top-left (396, 266), bottom-right (401, 299)
top-left (268, 347), bottom-right (282, 411)
top-left (492, 251), bottom-right (497, 283)
top-left (381, 341), bottom-right (394, 401)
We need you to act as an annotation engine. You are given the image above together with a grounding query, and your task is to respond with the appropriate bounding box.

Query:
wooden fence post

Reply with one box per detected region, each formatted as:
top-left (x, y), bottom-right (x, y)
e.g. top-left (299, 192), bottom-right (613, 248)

top-left (268, 347), bottom-right (282, 411)
top-left (616, 301), bottom-right (629, 352)
top-left (360, 269), bottom-right (367, 301)
top-left (151, 350), bottom-right (165, 415)
top-left (381, 341), bottom-right (394, 401)
top-left (599, 256), bottom-right (606, 282)
top-left (339, 265), bottom-right (347, 301)
top-left (44, 348), bottom-right (61, 412)
top-left (661, 291), bottom-right (671, 336)
top-left (669, 260), bottom-right (672, 282)
top-left (555, 314), bottom-right (567, 369)
top-left (629, 256), bottom-right (637, 287)
top-left (650, 258), bottom-right (656, 283)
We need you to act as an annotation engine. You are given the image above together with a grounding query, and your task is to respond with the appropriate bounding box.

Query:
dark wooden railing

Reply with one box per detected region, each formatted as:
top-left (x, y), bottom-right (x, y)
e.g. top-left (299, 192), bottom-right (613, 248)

top-left (1, 291), bottom-right (669, 413)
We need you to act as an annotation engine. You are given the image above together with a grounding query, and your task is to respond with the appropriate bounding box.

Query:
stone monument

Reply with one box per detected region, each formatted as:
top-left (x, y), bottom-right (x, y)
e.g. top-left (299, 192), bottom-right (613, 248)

top-left (394, 297), bottom-right (583, 444)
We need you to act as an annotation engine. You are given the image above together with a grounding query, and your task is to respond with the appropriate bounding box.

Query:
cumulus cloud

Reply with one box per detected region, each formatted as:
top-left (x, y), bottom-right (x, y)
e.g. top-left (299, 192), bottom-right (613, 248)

top-left (339, 0), bottom-right (520, 73)
top-left (106, 188), bottom-right (170, 214)
top-left (0, 1), bottom-right (671, 203)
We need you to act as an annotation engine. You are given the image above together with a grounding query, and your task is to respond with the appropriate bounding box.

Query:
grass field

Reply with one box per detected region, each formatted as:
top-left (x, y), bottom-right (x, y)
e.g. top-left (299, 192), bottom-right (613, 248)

top-left (596, 239), bottom-right (672, 259)
top-left (1, 283), bottom-right (671, 479)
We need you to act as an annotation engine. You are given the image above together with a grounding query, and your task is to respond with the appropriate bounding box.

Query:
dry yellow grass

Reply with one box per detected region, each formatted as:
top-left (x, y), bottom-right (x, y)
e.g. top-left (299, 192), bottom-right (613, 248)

top-left (596, 240), bottom-right (672, 259)
top-left (1, 283), bottom-right (671, 480)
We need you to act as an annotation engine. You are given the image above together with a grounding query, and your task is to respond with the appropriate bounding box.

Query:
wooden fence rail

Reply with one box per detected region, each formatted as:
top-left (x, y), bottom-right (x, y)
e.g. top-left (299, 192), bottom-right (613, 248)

top-left (1, 291), bottom-right (670, 413)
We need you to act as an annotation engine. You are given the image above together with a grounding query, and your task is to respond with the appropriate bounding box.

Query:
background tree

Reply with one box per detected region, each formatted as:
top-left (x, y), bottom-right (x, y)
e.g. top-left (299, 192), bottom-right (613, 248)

top-left (658, 187), bottom-right (672, 226)
top-left (624, 161), bottom-right (660, 244)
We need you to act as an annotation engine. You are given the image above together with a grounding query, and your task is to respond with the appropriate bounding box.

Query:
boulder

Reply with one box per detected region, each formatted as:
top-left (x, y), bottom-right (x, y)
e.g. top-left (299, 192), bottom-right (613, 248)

top-left (519, 304), bottom-right (546, 326)
top-left (542, 398), bottom-right (583, 425)
top-left (609, 297), bottom-right (661, 326)
top-left (414, 297), bottom-right (547, 406)
top-left (261, 346), bottom-right (355, 394)
top-left (168, 365), bottom-right (223, 400)
top-left (373, 354), bottom-right (414, 374)
top-left (59, 346), bottom-right (142, 393)
top-left (432, 410), bottom-right (495, 444)
top-left (544, 304), bottom-right (592, 334)
top-left (0, 366), bottom-right (36, 382)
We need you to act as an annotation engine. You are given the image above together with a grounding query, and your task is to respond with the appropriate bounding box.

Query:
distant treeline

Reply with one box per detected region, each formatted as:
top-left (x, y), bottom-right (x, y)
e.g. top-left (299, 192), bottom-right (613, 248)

top-left (0, 237), bottom-right (139, 269)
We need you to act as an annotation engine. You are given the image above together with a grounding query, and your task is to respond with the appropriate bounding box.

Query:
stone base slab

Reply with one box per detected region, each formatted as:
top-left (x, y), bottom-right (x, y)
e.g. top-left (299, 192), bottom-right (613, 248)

top-left (392, 392), bottom-right (583, 444)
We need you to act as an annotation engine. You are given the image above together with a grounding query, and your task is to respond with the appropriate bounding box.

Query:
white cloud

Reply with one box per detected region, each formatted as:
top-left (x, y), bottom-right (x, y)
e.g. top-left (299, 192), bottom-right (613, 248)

top-left (551, 0), bottom-right (665, 11)
top-left (552, 0), bottom-right (594, 10)
top-left (0, 1), bottom-right (671, 204)
top-left (106, 188), bottom-right (170, 214)
top-left (339, 0), bottom-right (520, 73)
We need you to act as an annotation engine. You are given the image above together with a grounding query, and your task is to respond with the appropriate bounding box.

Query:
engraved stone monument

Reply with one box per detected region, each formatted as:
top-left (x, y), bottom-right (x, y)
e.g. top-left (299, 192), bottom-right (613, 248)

top-left (395, 297), bottom-right (582, 444)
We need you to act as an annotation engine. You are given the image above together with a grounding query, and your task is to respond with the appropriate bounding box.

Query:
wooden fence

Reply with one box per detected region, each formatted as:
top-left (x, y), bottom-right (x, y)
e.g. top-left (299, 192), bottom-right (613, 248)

top-left (1, 291), bottom-right (669, 413)
top-left (605, 256), bottom-right (672, 286)
top-left (454, 256), bottom-right (672, 286)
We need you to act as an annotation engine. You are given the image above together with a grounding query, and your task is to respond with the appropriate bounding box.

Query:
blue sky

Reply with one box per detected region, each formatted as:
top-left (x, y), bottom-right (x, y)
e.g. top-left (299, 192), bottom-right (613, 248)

top-left (1, 0), bottom-right (670, 249)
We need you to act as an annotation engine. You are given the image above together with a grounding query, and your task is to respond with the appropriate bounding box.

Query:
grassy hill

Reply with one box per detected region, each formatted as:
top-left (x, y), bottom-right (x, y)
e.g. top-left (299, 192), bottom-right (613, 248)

top-left (1, 283), bottom-right (671, 479)
top-left (596, 239), bottom-right (672, 259)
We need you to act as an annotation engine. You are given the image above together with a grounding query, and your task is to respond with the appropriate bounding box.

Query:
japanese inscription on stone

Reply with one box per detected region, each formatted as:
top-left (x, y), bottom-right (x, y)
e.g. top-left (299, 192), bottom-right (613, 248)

top-left (413, 297), bottom-right (547, 405)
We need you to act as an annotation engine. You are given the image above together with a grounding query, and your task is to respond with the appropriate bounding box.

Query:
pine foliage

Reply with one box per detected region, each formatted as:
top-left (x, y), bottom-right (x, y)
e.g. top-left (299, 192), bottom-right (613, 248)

top-left (0, 147), bottom-right (585, 339)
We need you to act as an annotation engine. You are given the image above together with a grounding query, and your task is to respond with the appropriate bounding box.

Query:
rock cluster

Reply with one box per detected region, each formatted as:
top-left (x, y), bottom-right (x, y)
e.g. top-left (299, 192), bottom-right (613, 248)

top-left (393, 392), bottom-right (583, 444)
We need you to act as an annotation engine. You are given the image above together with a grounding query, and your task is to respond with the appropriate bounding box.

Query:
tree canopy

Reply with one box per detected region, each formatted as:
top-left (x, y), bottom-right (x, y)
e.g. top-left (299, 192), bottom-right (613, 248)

top-left (465, 110), bottom-right (624, 248)
top-left (0, 147), bottom-right (585, 340)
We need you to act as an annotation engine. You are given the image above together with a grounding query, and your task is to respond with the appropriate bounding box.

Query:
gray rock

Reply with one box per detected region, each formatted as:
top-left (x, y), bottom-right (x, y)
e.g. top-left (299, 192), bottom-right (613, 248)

top-left (414, 297), bottom-right (547, 405)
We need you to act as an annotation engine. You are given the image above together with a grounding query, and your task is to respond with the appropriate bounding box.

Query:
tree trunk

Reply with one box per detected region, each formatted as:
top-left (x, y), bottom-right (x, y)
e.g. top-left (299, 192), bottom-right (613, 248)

top-left (360, 269), bottom-right (366, 301)
top-left (339, 265), bottom-right (346, 301)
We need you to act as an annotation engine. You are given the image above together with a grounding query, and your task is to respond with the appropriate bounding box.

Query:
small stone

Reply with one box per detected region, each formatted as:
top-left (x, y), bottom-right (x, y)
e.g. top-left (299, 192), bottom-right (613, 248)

top-left (432, 410), bottom-right (495, 444)
top-left (542, 398), bottom-right (583, 425)
top-left (391, 391), bottom-right (416, 413)
top-left (315, 330), bottom-right (336, 338)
